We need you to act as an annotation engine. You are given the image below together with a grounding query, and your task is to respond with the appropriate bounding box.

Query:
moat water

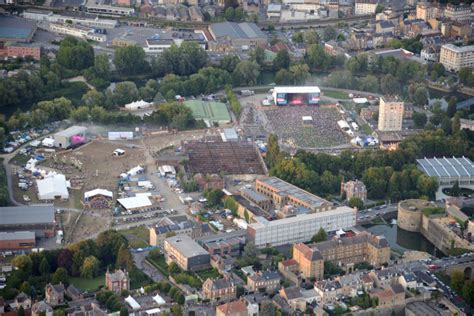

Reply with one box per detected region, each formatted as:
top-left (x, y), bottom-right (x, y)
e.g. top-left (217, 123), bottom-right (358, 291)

top-left (364, 224), bottom-right (443, 258)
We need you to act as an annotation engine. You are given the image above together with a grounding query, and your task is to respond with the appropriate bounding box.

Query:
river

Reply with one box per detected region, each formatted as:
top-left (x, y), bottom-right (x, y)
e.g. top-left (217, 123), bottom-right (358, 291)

top-left (364, 223), bottom-right (444, 258)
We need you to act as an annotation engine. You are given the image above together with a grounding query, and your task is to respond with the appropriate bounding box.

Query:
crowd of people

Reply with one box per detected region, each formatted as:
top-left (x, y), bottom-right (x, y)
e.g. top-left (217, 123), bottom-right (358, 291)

top-left (261, 106), bottom-right (347, 149)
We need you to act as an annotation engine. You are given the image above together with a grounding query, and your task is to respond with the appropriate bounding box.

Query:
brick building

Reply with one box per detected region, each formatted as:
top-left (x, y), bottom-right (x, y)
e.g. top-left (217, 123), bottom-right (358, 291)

top-left (105, 269), bottom-right (130, 293)
top-left (203, 277), bottom-right (237, 301)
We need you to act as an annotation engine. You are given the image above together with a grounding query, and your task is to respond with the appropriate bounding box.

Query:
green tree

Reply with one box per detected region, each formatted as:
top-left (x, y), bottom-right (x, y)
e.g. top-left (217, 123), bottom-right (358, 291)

top-left (375, 3), bottom-right (384, 13)
top-left (71, 106), bottom-right (90, 122)
top-left (18, 306), bottom-right (25, 316)
top-left (232, 61), bottom-right (260, 86)
top-left (224, 7), bottom-right (235, 21)
top-left (96, 230), bottom-right (129, 267)
top-left (289, 64), bottom-right (310, 84)
top-left (244, 209), bottom-right (250, 223)
top-left (120, 306), bottom-right (129, 316)
top-left (114, 45), bottom-right (148, 75)
top-left (306, 44), bottom-right (331, 70)
top-left (322, 26), bottom-right (337, 41)
top-left (94, 53), bottom-right (110, 79)
top-left (459, 67), bottom-right (474, 86)
top-left (275, 69), bottom-right (293, 85)
top-left (260, 300), bottom-right (276, 316)
top-left (82, 89), bottom-right (105, 107)
top-left (57, 36), bottom-right (94, 70)
top-left (452, 113), bottom-right (461, 134)
top-left (311, 227), bottom-right (327, 243)
top-left (113, 81), bottom-right (139, 106)
top-left (304, 30), bottom-right (320, 44)
top-left (219, 55), bottom-right (240, 73)
top-left (39, 257), bottom-right (50, 275)
top-left (292, 32), bottom-right (304, 43)
top-left (116, 244), bottom-right (133, 271)
top-left (412, 112), bottom-right (427, 128)
top-left (413, 86), bottom-right (429, 106)
top-left (380, 74), bottom-right (400, 95)
top-left (462, 280), bottom-right (474, 306)
top-left (224, 196), bottom-right (238, 216)
top-left (249, 47), bottom-right (265, 66)
top-left (450, 181), bottom-right (460, 197)
top-left (235, 7), bottom-right (243, 21)
top-left (447, 97), bottom-right (457, 118)
top-left (266, 134), bottom-right (281, 169)
top-left (273, 50), bottom-right (291, 71)
top-left (52, 267), bottom-right (70, 286)
top-left (450, 270), bottom-right (465, 293)
top-left (171, 304), bottom-right (182, 316)
top-left (430, 63), bottom-right (445, 81)
top-left (204, 189), bottom-right (225, 207)
top-left (80, 256), bottom-right (100, 279)
top-left (12, 255), bottom-right (33, 274)
top-left (348, 197), bottom-right (364, 210)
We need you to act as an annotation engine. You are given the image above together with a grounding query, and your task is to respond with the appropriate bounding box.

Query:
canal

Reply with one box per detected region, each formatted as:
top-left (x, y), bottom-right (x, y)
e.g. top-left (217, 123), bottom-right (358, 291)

top-left (364, 223), bottom-right (444, 258)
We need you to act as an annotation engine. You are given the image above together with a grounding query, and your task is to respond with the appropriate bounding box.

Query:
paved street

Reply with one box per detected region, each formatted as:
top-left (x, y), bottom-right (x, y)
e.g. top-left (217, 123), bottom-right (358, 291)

top-left (132, 250), bottom-right (166, 282)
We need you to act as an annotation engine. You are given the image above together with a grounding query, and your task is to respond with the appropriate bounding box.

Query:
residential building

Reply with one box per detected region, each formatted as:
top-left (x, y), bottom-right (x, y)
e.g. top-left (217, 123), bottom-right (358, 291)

top-left (246, 206), bottom-right (356, 247)
top-left (398, 272), bottom-right (417, 289)
top-left (45, 283), bottom-right (65, 306)
top-left (354, 0), bottom-right (377, 15)
top-left (314, 280), bottom-right (342, 304)
top-left (203, 277), bottom-right (237, 301)
top-left (378, 96), bottom-right (404, 131)
top-left (370, 283), bottom-right (405, 307)
top-left (439, 44), bottom-right (474, 72)
top-left (278, 259), bottom-right (301, 285)
top-left (341, 180), bottom-right (367, 202)
top-left (216, 299), bottom-right (248, 316)
top-left (279, 287), bottom-right (306, 312)
top-left (292, 243), bottom-right (324, 280)
top-left (105, 269), bottom-right (130, 293)
top-left (370, 269), bottom-right (400, 288)
top-left (337, 273), bottom-right (363, 297)
top-left (450, 21), bottom-right (472, 38)
top-left (66, 284), bottom-right (84, 301)
top-left (416, 2), bottom-right (439, 21)
top-left (144, 29), bottom-right (207, 54)
top-left (31, 301), bottom-right (53, 316)
top-left (444, 3), bottom-right (471, 22)
top-left (13, 293), bottom-right (32, 310)
top-left (247, 271), bottom-right (281, 292)
top-left (164, 235), bottom-right (210, 271)
top-left (255, 177), bottom-right (333, 213)
top-left (267, 3), bottom-right (282, 18)
top-left (421, 45), bottom-right (440, 63)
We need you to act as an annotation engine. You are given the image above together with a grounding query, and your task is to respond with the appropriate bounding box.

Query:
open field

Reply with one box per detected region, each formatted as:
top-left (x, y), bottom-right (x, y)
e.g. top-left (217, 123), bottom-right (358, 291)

top-left (321, 89), bottom-right (350, 99)
top-left (70, 276), bottom-right (104, 291)
top-left (120, 225), bottom-right (150, 249)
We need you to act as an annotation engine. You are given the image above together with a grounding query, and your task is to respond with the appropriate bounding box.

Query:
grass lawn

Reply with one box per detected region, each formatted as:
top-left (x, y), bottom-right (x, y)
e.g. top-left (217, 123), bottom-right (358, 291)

top-left (120, 225), bottom-right (150, 249)
top-left (146, 253), bottom-right (169, 277)
top-left (195, 268), bottom-right (221, 280)
top-left (322, 89), bottom-right (350, 100)
top-left (370, 217), bottom-right (385, 225)
top-left (70, 276), bottom-right (104, 291)
top-left (361, 123), bottom-right (373, 135)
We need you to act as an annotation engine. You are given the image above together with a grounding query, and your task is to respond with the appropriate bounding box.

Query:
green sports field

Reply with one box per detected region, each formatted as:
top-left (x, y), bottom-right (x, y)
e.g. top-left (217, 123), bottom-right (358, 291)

top-left (184, 100), bottom-right (231, 123)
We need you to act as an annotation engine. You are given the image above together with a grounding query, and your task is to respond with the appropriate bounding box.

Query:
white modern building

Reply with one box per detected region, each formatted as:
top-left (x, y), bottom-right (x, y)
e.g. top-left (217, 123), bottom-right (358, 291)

top-left (417, 157), bottom-right (474, 187)
top-left (439, 44), bottom-right (474, 73)
top-left (49, 23), bottom-right (106, 42)
top-left (85, 4), bottom-right (135, 16)
top-left (246, 206), bottom-right (356, 247)
top-left (354, 0), bottom-right (377, 15)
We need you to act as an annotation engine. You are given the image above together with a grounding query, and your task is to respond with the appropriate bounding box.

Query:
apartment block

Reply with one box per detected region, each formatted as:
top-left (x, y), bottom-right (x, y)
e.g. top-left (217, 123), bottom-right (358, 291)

top-left (354, 0), bottom-right (377, 15)
top-left (378, 96), bottom-right (404, 131)
top-left (444, 3), bottom-right (471, 22)
top-left (292, 243), bottom-right (324, 280)
top-left (439, 44), bottom-right (474, 72)
top-left (416, 2), bottom-right (439, 21)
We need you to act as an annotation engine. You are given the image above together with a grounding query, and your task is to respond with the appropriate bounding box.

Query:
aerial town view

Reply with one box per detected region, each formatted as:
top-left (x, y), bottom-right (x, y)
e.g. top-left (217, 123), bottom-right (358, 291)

top-left (0, 0), bottom-right (474, 315)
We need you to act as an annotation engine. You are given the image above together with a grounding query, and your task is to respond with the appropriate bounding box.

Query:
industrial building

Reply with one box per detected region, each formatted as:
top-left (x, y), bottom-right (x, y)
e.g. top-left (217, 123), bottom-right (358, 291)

top-left (0, 204), bottom-right (55, 238)
top-left (23, 10), bottom-right (118, 29)
top-left (255, 177), bottom-right (333, 213)
top-left (164, 235), bottom-right (210, 271)
top-left (246, 206), bottom-right (356, 247)
top-left (208, 22), bottom-right (267, 51)
top-left (0, 231), bottom-right (36, 250)
top-left (53, 126), bottom-right (87, 149)
top-left (417, 157), bottom-right (474, 187)
top-left (0, 16), bottom-right (37, 43)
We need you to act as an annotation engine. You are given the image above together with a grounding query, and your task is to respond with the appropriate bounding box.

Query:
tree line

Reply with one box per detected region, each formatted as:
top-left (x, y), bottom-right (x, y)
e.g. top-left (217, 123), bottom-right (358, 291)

top-left (266, 129), bottom-right (474, 201)
top-left (2, 230), bottom-right (150, 308)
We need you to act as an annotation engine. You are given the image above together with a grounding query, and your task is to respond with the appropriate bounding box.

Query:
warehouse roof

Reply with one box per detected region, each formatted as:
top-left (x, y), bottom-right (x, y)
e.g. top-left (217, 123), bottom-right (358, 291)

top-left (117, 195), bottom-right (152, 210)
top-left (0, 16), bottom-right (37, 42)
top-left (0, 205), bottom-right (55, 226)
top-left (209, 22), bottom-right (266, 40)
top-left (165, 235), bottom-right (208, 257)
top-left (0, 231), bottom-right (35, 241)
top-left (257, 177), bottom-right (330, 209)
top-left (55, 126), bottom-right (87, 138)
top-left (417, 156), bottom-right (474, 178)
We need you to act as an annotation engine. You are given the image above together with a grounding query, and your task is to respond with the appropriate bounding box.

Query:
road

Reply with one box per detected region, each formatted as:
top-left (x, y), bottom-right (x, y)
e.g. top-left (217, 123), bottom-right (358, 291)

top-left (356, 204), bottom-right (398, 224)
